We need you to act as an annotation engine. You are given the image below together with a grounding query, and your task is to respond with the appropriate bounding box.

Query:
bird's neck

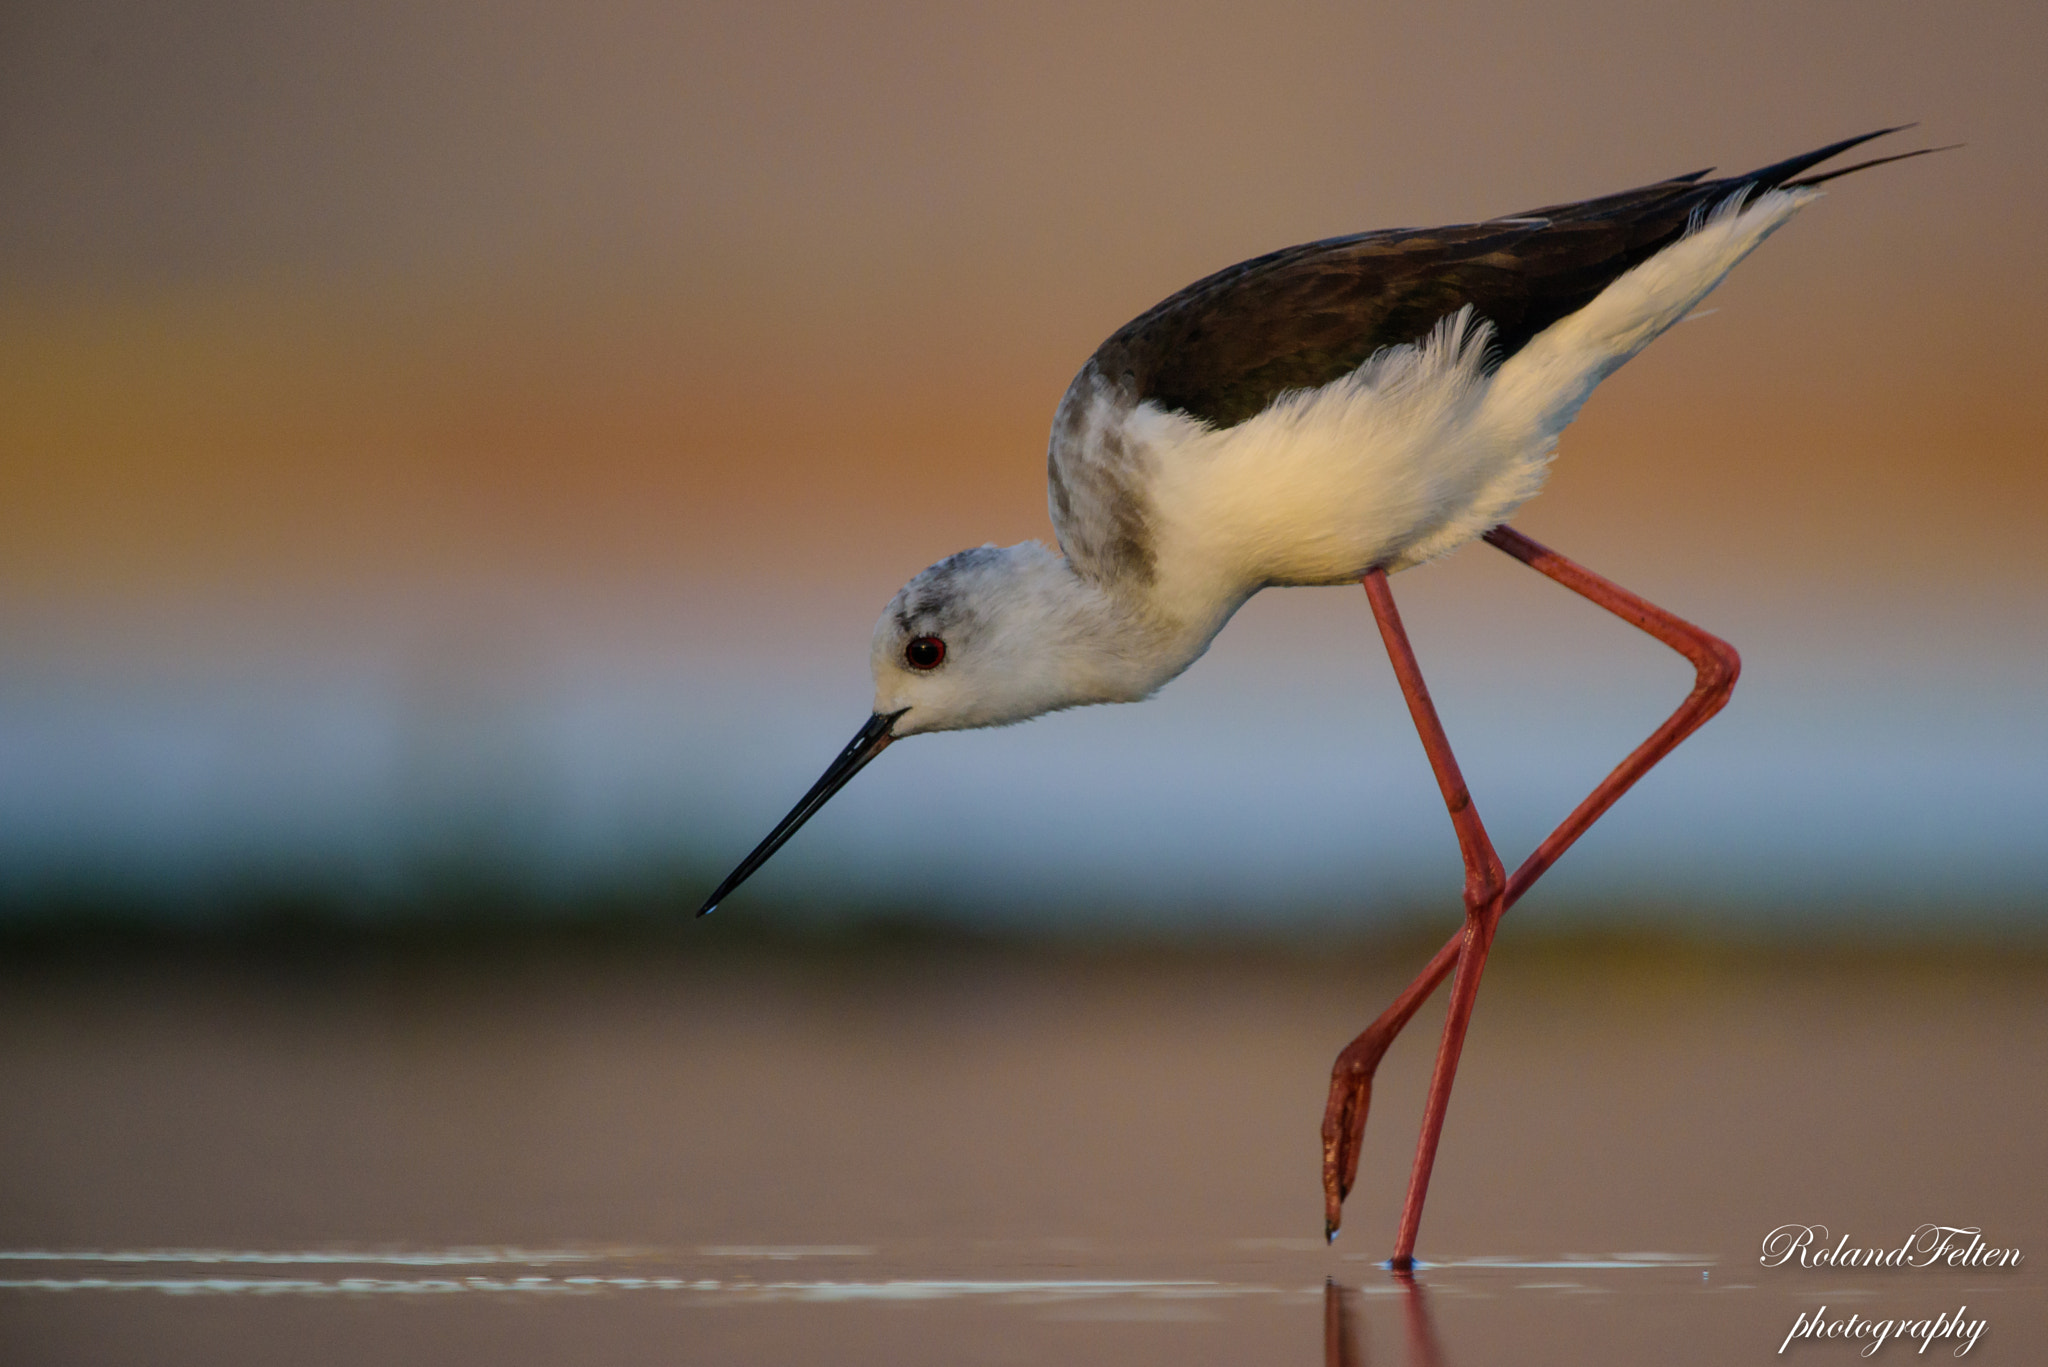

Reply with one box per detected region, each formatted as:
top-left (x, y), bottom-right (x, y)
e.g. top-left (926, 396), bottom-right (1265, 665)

top-left (1050, 555), bottom-right (1247, 705)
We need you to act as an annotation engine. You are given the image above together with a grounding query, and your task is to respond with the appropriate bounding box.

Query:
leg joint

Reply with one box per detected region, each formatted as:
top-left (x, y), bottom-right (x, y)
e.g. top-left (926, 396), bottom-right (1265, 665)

top-left (1462, 855), bottom-right (1507, 915)
top-left (1690, 633), bottom-right (1742, 700)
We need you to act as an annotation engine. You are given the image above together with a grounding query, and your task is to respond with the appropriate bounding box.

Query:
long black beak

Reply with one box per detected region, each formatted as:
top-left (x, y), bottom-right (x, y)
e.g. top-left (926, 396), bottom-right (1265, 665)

top-left (697, 709), bottom-right (906, 916)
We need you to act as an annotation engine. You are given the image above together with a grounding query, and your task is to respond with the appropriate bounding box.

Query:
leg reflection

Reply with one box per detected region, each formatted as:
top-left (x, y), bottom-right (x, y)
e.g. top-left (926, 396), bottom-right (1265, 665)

top-left (1322, 1278), bottom-right (1366, 1367)
top-left (1323, 1273), bottom-right (1450, 1367)
top-left (1396, 1272), bottom-right (1447, 1367)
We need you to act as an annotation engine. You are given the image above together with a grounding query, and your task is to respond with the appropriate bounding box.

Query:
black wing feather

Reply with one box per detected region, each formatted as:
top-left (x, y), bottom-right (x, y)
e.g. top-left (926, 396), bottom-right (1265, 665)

top-left (1090, 129), bottom-right (1919, 429)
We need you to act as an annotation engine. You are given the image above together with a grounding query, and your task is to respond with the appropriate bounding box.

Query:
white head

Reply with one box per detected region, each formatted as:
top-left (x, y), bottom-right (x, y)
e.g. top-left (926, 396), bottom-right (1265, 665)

top-left (699, 539), bottom-right (1164, 914)
top-left (870, 540), bottom-right (1151, 735)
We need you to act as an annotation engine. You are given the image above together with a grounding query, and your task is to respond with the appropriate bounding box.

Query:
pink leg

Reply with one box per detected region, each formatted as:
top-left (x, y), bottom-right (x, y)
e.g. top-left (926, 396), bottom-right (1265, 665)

top-left (1320, 524), bottom-right (1741, 1265)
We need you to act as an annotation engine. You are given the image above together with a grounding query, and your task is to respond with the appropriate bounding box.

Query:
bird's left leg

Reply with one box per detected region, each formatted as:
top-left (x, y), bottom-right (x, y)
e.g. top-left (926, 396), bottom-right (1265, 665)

top-left (1320, 931), bottom-right (1461, 1237)
top-left (1322, 569), bottom-right (1505, 1241)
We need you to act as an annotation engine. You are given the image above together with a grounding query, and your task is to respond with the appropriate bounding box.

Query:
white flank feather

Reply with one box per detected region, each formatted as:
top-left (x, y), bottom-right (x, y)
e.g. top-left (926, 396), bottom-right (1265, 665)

top-left (1143, 187), bottom-right (1819, 593)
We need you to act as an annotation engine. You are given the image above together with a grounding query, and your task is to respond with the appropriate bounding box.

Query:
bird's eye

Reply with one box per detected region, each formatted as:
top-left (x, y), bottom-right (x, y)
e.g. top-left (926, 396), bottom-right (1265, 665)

top-left (904, 636), bottom-right (946, 670)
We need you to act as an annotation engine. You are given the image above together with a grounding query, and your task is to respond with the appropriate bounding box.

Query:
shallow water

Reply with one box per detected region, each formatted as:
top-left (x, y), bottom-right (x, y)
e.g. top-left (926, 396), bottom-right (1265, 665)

top-left (2, 943), bottom-right (2041, 1363)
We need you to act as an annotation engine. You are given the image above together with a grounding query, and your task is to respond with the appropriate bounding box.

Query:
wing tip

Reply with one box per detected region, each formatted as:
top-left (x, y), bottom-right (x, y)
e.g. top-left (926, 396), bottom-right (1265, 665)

top-left (1783, 142), bottom-right (1961, 190)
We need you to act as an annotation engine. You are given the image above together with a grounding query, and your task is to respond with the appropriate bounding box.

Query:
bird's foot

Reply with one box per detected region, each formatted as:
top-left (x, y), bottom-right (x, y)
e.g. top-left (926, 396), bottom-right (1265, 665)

top-left (1317, 928), bottom-right (1465, 1243)
top-left (1320, 1040), bottom-right (1381, 1240)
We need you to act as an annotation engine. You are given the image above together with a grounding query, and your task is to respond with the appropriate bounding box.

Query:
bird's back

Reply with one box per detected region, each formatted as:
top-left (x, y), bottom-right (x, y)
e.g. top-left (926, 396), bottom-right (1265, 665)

top-left (1080, 130), bottom-right (1910, 430)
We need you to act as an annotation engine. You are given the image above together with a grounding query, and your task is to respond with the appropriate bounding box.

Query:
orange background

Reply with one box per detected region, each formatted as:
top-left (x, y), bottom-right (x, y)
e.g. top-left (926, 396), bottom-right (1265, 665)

top-left (2, 0), bottom-right (2043, 920)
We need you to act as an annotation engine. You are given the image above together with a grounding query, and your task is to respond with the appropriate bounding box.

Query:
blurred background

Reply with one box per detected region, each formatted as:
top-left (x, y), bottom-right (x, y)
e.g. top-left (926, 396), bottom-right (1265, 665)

top-left (2, 0), bottom-right (2044, 935)
top-left (5, 6), bottom-right (2047, 1363)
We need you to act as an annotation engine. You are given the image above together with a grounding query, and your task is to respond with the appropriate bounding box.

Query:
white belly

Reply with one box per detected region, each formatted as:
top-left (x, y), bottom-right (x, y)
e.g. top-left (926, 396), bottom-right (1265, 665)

top-left (1138, 305), bottom-right (1535, 592)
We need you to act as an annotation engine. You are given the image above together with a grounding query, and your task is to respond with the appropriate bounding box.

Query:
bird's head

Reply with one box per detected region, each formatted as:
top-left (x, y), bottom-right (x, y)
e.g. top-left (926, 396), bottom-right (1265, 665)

top-left (698, 540), bottom-right (1147, 915)
top-left (871, 540), bottom-right (1111, 736)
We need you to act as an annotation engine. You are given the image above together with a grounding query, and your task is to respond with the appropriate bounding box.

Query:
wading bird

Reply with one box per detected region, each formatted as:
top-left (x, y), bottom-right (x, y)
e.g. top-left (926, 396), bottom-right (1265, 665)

top-left (699, 129), bottom-right (1940, 1267)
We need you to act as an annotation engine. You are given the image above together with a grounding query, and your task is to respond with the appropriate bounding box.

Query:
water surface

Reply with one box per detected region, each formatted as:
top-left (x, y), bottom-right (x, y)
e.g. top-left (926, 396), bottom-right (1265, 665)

top-left (3, 941), bottom-right (2040, 1363)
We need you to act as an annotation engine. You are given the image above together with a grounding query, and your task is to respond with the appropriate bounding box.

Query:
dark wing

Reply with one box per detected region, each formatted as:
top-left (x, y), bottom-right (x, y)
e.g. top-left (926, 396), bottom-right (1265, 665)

top-left (1088, 128), bottom-right (1916, 429)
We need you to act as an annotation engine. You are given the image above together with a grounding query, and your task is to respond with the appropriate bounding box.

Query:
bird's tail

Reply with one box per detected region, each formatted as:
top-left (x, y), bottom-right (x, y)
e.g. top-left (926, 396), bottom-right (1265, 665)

top-left (1734, 125), bottom-right (1960, 194)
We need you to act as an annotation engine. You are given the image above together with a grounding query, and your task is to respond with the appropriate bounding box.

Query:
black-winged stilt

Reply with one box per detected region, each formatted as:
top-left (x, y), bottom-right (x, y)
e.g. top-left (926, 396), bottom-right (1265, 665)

top-left (698, 128), bottom-right (1943, 1266)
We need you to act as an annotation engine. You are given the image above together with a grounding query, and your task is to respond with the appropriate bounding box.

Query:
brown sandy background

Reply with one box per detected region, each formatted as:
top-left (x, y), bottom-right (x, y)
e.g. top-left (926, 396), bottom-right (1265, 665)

top-left (4, 1), bottom-right (2045, 606)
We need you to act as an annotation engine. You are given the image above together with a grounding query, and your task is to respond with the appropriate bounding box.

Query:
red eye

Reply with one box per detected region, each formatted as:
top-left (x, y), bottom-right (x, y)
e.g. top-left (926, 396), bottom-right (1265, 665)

top-left (905, 636), bottom-right (946, 670)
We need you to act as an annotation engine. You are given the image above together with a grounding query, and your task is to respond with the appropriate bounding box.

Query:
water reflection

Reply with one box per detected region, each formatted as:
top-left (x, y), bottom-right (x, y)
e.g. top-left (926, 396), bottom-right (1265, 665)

top-left (1323, 1279), bottom-right (1364, 1367)
top-left (1325, 1274), bottom-right (1447, 1367)
top-left (1396, 1275), bottom-right (1447, 1367)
